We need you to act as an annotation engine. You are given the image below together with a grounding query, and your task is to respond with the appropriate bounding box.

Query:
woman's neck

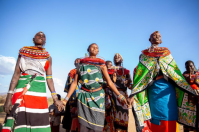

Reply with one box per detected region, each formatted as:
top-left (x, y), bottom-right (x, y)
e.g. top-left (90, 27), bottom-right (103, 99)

top-left (89, 55), bottom-right (96, 58)
top-left (34, 44), bottom-right (43, 48)
top-left (151, 43), bottom-right (159, 48)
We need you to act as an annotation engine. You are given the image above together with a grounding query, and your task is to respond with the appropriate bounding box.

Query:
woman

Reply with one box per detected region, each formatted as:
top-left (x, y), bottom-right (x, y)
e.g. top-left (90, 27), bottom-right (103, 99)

top-left (2, 31), bottom-right (64, 132)
top-left (128, 31), bottom-right (198, 132)
top-left (63, 43), bottom-right (127, 132)
top-left (105, 54), bottom-right (132, 132)
top-left (183, 60), bottom-right (199, 132)
top-left (62, 58), bottom-right (81, 132)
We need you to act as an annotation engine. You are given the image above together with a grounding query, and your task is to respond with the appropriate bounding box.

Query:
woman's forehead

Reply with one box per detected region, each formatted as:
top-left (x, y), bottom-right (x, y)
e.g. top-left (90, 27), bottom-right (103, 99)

top-left (91, 44), bottom-right (98, 47)
top-left (35, 32), bottom-right (45, 37)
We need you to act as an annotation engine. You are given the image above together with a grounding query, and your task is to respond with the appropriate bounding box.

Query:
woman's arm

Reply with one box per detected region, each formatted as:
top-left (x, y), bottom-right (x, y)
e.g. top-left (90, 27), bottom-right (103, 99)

top-left (46, 57), bottom-right (64, 110)
top-left (63, 74), bottom-right (79, 105)
top-left (4, 56), bottom-right (21, 114)
top-left (101, 65), bottom-right (127, 105)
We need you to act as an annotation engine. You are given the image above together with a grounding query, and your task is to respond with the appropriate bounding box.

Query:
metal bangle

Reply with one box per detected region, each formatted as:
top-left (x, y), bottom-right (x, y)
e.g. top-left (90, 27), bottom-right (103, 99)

top-left (64, 96), bottom-right (69, 101)
top-left (8, 90), bottom-right (14, 94)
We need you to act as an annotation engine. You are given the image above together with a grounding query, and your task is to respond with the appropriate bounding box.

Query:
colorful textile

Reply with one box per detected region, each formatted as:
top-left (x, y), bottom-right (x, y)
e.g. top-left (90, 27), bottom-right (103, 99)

top-left (148, 78), bottom-right (178, 122)
top-left (19, 46), bottom-right (50, 59)
top-left (2, 75), bottom-right (50, 132)
top-left (63, 68), bottom-right (81, 131)
top-left (142, 120), bottom-right (176, 132)
top-left (142, 47), bottom-right (170, 57)
top-left (130, 47), bottom-right (198, 130)
top-left (64, 69), bottom-right (80, 99)
top-left (80, 57), bottom-right (105, 66)
top-left (77, 57), bottom-right (105, 131)
top-left (104, 67), bottom-right (130, 131)
top-left (183, 71), bottom-right (199, 90)
top-left (19, 46), bottom-right (50, 76)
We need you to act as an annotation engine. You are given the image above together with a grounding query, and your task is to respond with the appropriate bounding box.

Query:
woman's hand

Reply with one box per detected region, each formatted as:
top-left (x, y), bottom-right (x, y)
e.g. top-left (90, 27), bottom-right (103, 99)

top-left (122, 97), bottom-right (128, 106)
top-left (3, 94), bottom-right (13, 114)
top-left (54, 99), bottom-right (65, 112)
top-left (127, 96), bottom-right (134, 107)
top-left (62, 99), bottom-right (68, 106)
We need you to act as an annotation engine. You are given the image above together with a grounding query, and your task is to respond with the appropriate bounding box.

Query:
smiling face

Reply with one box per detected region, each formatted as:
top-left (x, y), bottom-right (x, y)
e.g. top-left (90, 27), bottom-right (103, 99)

top-left (106, 61), bottom-right (113, 69)
top-left (33, 32), bottom-right (46, 47)
top-left (149, 31), bottom-right (162, 45)
top-left (186, 62), bottom-right (195, 73)
top-left (88, 44), bottom-right (99, 56)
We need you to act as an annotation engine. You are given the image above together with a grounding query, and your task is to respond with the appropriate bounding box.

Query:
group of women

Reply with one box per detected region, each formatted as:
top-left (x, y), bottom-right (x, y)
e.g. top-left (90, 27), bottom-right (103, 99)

top-left (2, 31), bottom-right (199, 132)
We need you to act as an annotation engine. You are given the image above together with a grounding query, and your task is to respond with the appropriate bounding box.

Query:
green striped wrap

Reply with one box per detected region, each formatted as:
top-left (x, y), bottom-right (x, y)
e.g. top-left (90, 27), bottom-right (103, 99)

top-left (77, 64), bottom-right (105, 131)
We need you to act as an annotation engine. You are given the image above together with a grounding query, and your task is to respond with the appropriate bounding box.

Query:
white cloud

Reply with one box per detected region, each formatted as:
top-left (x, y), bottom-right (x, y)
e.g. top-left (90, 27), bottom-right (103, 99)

top-left (45, 77), bottom-right (66, 98)
top-left (0, 55), bottom-right (16, 75)
top-left (0, 83), bottom-right (1, 86)
top-left (53, 78), bottom-right (65, 88)
top-left (0, 75), bottom-right (5, 78)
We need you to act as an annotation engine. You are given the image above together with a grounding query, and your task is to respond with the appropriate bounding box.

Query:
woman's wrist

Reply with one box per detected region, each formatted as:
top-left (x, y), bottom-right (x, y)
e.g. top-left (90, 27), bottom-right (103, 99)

top-left (117, 94), bottom-right (125, 101)
top-left (51, 91), bottom-right (58, 101)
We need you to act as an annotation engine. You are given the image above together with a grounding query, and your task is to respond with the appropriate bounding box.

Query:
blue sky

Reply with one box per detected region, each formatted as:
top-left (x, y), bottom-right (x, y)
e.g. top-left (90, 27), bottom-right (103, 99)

top-left (0, 0), bottom-right (199, 97)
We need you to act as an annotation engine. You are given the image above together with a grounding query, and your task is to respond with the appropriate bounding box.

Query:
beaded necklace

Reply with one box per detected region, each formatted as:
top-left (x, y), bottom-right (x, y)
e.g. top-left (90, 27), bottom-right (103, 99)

top-left (142, 47), bottom-right (171, 57)
top-left (80, 57), bottom-right (105, 66)
top-left (19, 46), bottom-right (50, 59)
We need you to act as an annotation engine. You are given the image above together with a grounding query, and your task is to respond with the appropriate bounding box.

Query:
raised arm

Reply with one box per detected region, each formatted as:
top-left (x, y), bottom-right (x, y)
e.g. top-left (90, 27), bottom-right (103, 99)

top-left (101, 65), bottom-right (127, 105)
top-left (63, 73), bottom-right (79, 105)
top-left (46, 56), bottom-right (64, 110)
top-left (4, 56), bottom-right (21, 114)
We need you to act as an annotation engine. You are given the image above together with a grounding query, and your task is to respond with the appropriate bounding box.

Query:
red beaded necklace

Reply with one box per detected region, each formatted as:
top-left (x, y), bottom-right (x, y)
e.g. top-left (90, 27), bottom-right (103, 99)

top-left (19, 46), bottom-right (50, 59)
top-left (142, 47), bottom-right (171, 57)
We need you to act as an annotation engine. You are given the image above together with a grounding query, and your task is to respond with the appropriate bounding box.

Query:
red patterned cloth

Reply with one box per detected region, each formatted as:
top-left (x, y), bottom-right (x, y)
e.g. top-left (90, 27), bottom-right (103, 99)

top-left (183, 72), bottom-right (199, 90)
top-left (69, 69), bottom-right (77, 78)
top-left (108, 68), bottom-right (130, 75)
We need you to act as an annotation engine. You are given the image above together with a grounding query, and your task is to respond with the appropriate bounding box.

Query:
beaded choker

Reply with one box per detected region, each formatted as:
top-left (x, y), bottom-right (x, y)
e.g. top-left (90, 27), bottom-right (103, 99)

top-left (80, 57), bottom-right (105, 66)
top-left (142, 47), bottom-right (171, 57)
top-left (108, 67), bottom-right (130, 75)
top-left (19, 46), bottom-right (50, 59)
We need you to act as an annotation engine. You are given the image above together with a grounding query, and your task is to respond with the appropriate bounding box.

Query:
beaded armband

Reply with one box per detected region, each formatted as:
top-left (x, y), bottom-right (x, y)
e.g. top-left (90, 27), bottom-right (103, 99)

top-left (46, 75), bottom-right (52, 79)
top-left (117, 94), bottom-right (125, 102)
top-left (51, 91), bottom-right (58, 100)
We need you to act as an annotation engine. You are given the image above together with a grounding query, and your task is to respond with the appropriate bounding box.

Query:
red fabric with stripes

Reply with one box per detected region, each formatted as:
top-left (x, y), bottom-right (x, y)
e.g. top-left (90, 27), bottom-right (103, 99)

top-left (69, 69), bottom-right (77, 78)
top-left (12, 93), bottom-right (48, 109)
top-left (21, 95), bottom-right (48, 109)
top-left (12, 91), bottom-right (23, 105)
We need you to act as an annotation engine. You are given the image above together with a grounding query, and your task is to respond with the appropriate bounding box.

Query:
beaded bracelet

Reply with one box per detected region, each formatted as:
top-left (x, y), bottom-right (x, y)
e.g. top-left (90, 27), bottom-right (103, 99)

top-left (51, 92), bottom-right (57, 96)
top-left (52, 94), bottom-right (58, 100)
top-left (8, 90), bottom-right (14, 94)
top-left (117, 94), bottom-right (124, 101)
top-left (46, 75), bottom-right (52, 79)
